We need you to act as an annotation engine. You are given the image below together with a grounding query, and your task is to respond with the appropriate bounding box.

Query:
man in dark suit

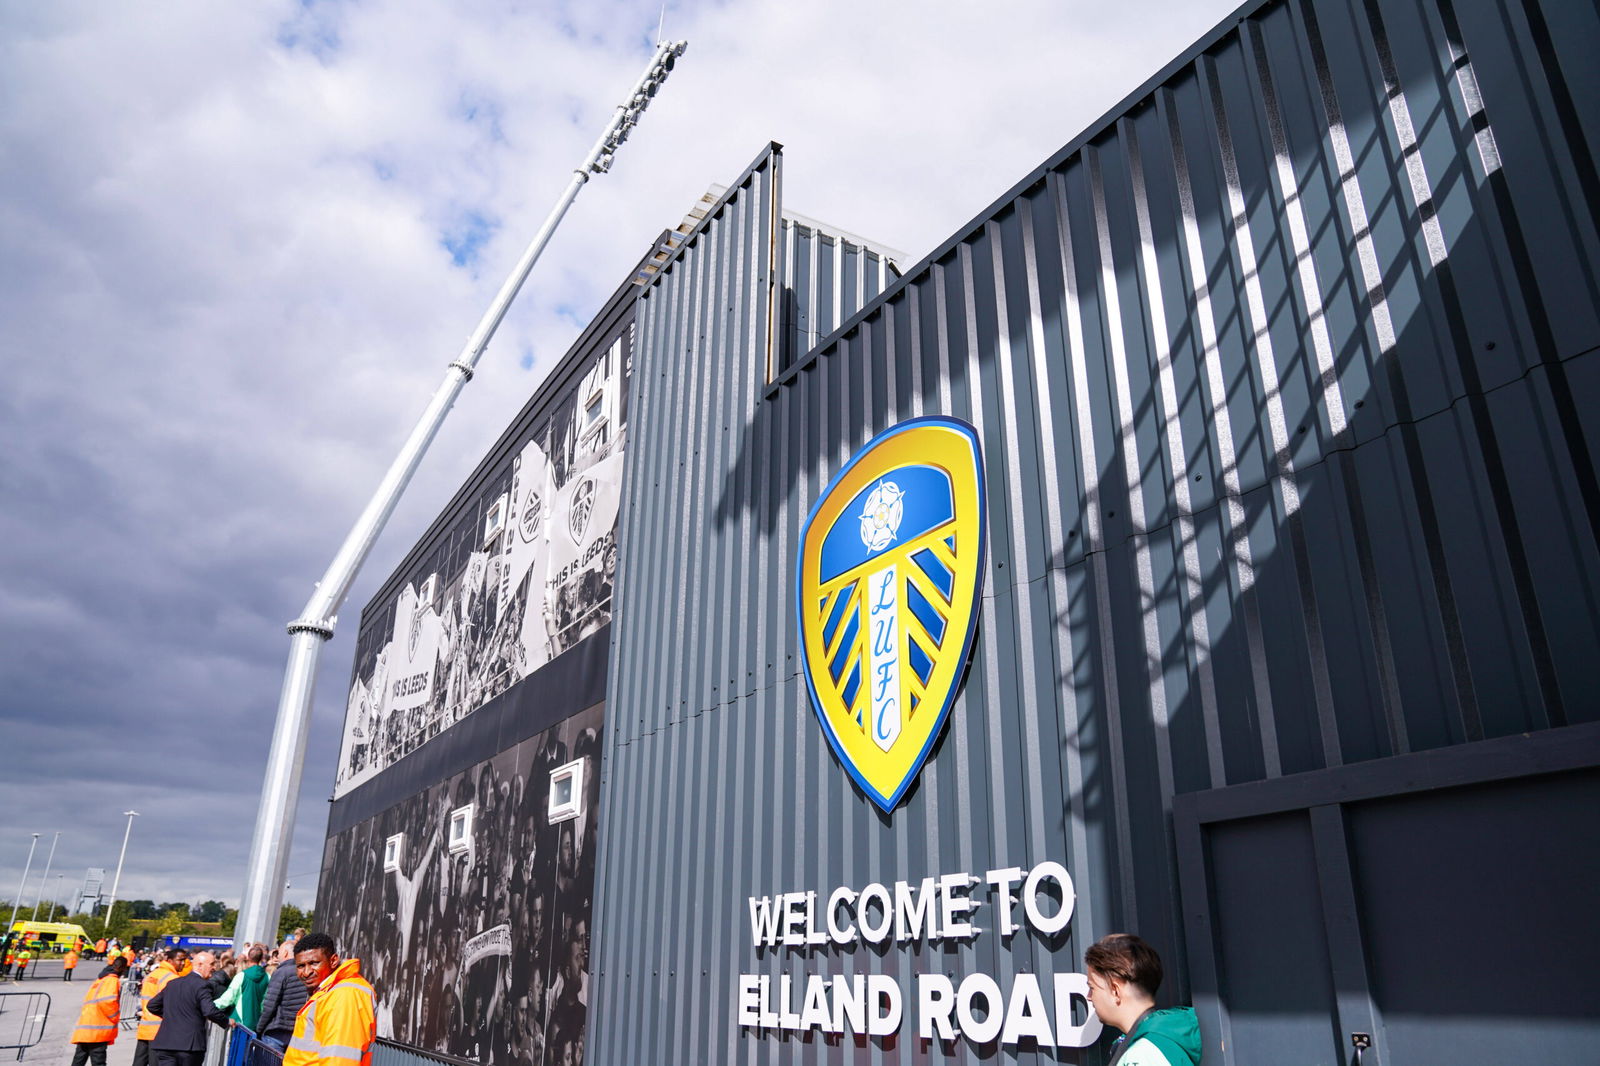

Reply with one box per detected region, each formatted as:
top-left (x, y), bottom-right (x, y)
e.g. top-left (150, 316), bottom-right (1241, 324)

top-left (147, 951), bottom-right (230, 1066)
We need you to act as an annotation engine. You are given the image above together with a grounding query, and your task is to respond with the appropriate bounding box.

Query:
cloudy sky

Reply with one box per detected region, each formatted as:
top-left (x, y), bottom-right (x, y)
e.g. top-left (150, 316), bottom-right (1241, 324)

top-left (1, 0), bottom-right (1239, 914)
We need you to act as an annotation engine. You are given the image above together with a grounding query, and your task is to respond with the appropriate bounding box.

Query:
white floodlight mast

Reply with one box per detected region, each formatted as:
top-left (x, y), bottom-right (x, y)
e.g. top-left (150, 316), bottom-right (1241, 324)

top-left (235, 40), bottom-right (688, 949)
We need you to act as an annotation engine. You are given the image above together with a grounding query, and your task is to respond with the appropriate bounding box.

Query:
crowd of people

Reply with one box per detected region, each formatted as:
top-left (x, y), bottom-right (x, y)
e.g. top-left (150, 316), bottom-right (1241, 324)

top-left (62, 931), bottom-right (379, 1066)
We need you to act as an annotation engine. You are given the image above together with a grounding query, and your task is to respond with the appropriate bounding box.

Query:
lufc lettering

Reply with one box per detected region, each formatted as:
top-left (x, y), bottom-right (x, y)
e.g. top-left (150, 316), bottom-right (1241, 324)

top-left (738, 860), bottom-right (1103, 1050)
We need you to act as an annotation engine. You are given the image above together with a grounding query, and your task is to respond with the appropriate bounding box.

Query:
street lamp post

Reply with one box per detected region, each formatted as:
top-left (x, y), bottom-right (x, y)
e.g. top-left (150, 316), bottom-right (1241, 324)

top-left (30, 832), bottom-right (60, 922)
top-left (8, 833), bottom-right (41, 931)
top-left (103, 811), bottom-right (138, 931)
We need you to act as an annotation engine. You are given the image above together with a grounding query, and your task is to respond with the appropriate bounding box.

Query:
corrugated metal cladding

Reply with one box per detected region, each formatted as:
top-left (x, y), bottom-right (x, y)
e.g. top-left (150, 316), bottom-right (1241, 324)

top-left (591, 0), bottom-right (1600, 1061)
top-left (779, 215), bottom-right (901, 374)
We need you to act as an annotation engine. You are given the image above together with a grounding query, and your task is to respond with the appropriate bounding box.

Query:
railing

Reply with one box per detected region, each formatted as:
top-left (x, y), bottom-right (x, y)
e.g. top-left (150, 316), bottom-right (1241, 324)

top-left (371, 1037), bottom-right (480, 1066)
top-left (226, 1024), bottom-right (284, 1066)
top-left (0, 990), bottom-right (50, 1061)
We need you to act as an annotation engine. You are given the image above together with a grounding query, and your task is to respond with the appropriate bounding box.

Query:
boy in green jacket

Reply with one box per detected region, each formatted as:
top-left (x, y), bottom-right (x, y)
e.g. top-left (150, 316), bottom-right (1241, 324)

top-left (1084, 933), bottom-right (1203, 1066)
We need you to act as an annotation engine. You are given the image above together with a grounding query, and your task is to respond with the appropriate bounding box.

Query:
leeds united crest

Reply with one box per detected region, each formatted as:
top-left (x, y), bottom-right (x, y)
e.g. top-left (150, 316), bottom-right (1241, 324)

top-left (796, 416), bottom-right (987, 812)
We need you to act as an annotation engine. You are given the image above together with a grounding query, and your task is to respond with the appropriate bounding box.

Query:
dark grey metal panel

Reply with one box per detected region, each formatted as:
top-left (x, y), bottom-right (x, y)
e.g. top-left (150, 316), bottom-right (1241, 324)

top-left (593, 0), bottom-right (1600, 1062)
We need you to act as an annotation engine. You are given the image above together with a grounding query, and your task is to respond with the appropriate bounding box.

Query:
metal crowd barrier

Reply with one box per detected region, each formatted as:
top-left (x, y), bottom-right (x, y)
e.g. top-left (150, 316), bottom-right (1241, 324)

top-left (0, 990), bottom-right (51, 1061)
top-left (226, 1025), bottom-right (283, 1066)
top-left (371, 1037), bottom-right (480, 1066)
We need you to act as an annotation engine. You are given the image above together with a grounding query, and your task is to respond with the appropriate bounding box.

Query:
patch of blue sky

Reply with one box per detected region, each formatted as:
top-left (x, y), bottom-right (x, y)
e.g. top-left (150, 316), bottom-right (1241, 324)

top-left (554, 302), bottom-right (585, 326)
top-left (519, 349), bottom-right (536, 371)
top-left (275, 0), bottom-right (343, 61)
top-left (456, 89), bottom-right (506, 145)
top-left (441, 210), bottom-right (498, 268)
top-left (370, 158), bottom-right (396, 182)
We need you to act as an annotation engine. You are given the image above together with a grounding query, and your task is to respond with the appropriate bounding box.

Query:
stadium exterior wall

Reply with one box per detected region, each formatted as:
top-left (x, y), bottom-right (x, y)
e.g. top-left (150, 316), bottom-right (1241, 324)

top-left (589, 0), bottom-right (1600, 1062)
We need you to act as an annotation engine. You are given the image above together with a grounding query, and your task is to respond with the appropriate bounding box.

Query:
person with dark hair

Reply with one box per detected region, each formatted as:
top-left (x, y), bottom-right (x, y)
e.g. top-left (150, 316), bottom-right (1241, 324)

top-left (147, 952), bottom-right (230, 1066)
top-left (257, 944), bottom-right (311, 1051)
top-left (67, 955), bottom-right (128, 1066)
top-left (215, 945), bottom-right (270, 1031)
top-left (281, 933), bottom-right (376, 1066)
top-left (134, 949), bottom-right (191, 1066)
top-left (1083, 934), bottom-right (1201, 1065)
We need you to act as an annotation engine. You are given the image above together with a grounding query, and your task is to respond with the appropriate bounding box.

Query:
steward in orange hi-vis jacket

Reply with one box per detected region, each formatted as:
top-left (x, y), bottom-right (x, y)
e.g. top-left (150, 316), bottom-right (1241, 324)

top-left (133, 951), bottom-right (191, 1066)
top-left (69, 957), bottom-right (128, 1066)
top-left (282, 935), bottom-right (375, 1066)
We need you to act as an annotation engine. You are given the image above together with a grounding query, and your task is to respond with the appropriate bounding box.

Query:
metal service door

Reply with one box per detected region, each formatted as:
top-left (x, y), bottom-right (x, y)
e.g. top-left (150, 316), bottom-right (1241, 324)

top-left (1174, 723), bottom-right (1600, 1066)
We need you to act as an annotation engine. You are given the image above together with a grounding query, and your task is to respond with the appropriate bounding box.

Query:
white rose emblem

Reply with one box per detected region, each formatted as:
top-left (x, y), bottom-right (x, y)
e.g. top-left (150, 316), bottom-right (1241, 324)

top-left (859, 481), bottom-right (905, 552)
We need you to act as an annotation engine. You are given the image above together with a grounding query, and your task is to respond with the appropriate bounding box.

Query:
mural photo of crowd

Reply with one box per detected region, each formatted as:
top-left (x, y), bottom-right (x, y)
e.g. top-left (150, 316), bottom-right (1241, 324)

top-left (335, 335), bottom-right (628, 797)
top-left (319, 706), bottom-right (603, 1066)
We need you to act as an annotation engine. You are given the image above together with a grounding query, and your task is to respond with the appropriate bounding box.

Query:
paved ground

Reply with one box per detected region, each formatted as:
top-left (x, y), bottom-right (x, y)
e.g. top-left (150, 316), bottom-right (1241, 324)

top-left (1, 958), bottom-right (140, 1066)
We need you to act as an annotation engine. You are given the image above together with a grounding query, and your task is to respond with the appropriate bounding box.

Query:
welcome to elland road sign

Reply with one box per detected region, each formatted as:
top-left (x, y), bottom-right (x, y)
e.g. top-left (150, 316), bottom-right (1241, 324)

top-left (797, 416), bottom-right (987, 812)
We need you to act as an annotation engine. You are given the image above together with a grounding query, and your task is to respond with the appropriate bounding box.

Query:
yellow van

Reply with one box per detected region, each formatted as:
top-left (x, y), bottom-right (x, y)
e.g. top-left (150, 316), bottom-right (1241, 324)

top-left (6, 920), bottom-right (91, 953)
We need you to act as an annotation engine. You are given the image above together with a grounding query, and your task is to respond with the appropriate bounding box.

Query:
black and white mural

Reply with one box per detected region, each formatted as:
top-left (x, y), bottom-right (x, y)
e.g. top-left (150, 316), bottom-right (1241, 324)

top-left (320, 704), bottom-right (603, 1066)
top-left (336, 335), bottom-right (628, 797)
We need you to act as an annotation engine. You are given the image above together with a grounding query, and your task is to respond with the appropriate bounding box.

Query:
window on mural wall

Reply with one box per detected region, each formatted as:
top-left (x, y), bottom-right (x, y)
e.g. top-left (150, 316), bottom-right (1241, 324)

top-left (482, 495), bottom-right (507, 547)
top-left (383, 833), bottom-right (404, 872)
top-left (448, 804), bottom-right (473, 854)
top-left (548, 758), bottom-right (585, 824)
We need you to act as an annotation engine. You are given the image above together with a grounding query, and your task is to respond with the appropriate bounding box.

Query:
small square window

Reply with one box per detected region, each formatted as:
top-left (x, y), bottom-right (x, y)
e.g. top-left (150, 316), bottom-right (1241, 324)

top-left (448, 804), bottom-right (474, 854)
top-left (548, 758), bottom-right (586, 824)
top-left (483, 495), bottom-right (508, 546)
top-left (383, 833), bottom-right (404, 872)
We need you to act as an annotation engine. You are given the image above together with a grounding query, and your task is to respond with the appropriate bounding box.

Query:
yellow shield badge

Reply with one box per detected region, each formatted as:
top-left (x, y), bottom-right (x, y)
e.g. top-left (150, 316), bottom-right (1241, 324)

top-left (797, 416), bottom-right (987, 812)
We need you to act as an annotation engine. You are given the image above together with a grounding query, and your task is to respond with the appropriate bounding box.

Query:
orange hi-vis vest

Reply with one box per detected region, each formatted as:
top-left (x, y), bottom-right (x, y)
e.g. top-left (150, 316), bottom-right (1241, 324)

top-left (136, 961), bottom-right (189, 1041)
top-left (282, 959), bottom-right (376, 1066)
top-left (71, 973), bottom-right (123, 1045)
top-left (65, 951), bottom-right (80, 969)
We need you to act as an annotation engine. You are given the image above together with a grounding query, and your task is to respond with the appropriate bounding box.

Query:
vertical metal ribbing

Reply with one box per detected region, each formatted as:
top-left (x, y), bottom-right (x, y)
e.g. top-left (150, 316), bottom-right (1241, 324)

top-left (1161, 91), bottom-right (1276, 776)
top-left (1088, 145), bottom-right (1180, 812)
top-left (1245, 22), bottom-right (1349, 442)
top-left (1242, 24), bottom-right (1344, 766)
top-left (832, 237), bottom-right (845, 340)
top-left (958, 241), bottom-right (1013, 886)
top-left (1124, 117), bottom-right (1227, 789)
top-left (684, 189), bottom-right (736, 1058)
top-left (1203, 53), bottom-right (1327, 776)
top-left (1360, 0), bottom-right (1563, 728)
top-left (807, 225), bottom-right (820, 355)
top-left (932, 256), bottom-right (976, 904)
top-left (666, 220), bottom-right (714, 727)
top-left (1294, 0), bottom-right (1416, 753)
top-left (1017, 189), bottom-right (1096, 950)
top-left (986, 214), bottom-right (1057, 996)
top-left (1047, 166), bottom-right (1138, 925)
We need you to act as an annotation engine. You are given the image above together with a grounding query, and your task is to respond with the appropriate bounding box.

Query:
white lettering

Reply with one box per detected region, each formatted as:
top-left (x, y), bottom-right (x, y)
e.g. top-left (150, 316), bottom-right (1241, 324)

top-left (857, 883), bottom-right (893, 944)
top-left (777, 974), bottom-right (801, 1030)
top-left (737, 974), bottom-right (760, 1027)
top-left (825, 887), bottom-right (857, 945)
top-left (999, 973), bottom-right (1054, 1045)
top-left (985, 867), bottom-right (1025, 937)
top-left (939, 873), bottom-right (979, 939)
top-left (916, 974), bottom-right (957, 1040)
top-left (955, 973), bottom-right (1004, 1044)
top-left (866, 974), bottom-right (902, 1036)
top-left (803, 890), bottom-right (828, 946)
top-left (867, 566), bottom-right (901, 752)
top-left (749, 896), bottom-right (782, 948)
top-left (894, 877), bottom-right (937, 942)
top-left (757, 975), bottom-right (779, 1028)
top-left (781, 893), bottom-right (805, 947)
top-left (1021, 861), bottom-right (1075, 935)
top-left (1051, 973), bottom-right (1103, 1047)
top-left (798, 975), bottom-right (831, 1031)
top-left (832, 974), bottom-right (865, 1034)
